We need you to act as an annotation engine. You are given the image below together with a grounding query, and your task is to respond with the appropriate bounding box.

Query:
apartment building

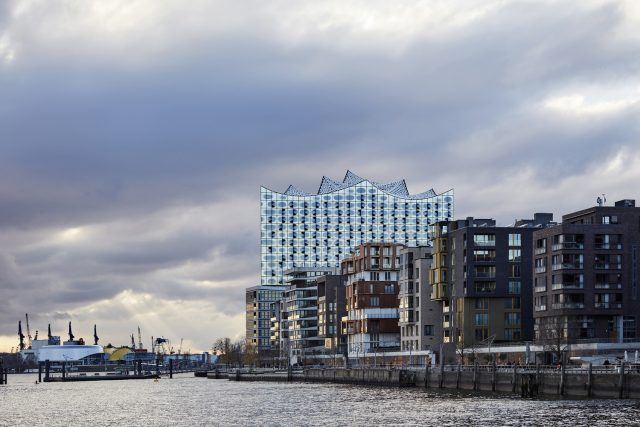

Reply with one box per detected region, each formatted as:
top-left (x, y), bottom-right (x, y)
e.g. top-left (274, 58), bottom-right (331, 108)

top-left (533, 199), bottom-right (640, 344)
top-left (246, 285), bottom-right (286, 353)
top-left (398, 246), bottom-right (441, 352)
top-left (317, 274), bottom-right (347, 355)
top-left (341, 242), bottom-right (404, 355)
top-left (430, 214), bottom-right (554, 355)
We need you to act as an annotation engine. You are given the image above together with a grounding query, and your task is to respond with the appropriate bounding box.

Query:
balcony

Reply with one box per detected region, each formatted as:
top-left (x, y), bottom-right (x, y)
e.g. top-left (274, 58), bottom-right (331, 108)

top-left (551, 283), bottom-right (584, 290)
top-left (595, 243), bottom-right (622, 250)
top-left (552, 263), bottom-right (583, 271)
top-left (535, 266), bottom-right (547, 274)
top-left (442, 305), bottom-right (450, 313)
top-left (443, 321), bottom-right (450, 328)
top-left (551, 303), bottom-right (585, 310)
top-left (535, 247), bottom-right (547, 255)
top-left (534, 305), bottom-right (547, 312)
top-left (534, 286), bottom-right (547, 293)
top-left (552, 242), bottom-right (584, 251)
top-left (594, 263), bottom-right (622, 270)
top-left (595, 302), bottom-right (622, 309)
top-left (595, 283), bottom-right (623, 290)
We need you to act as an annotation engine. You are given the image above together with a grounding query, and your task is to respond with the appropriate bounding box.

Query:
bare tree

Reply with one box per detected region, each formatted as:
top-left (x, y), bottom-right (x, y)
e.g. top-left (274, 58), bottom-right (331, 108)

top-left (536, 317), bottom-right (568, 364)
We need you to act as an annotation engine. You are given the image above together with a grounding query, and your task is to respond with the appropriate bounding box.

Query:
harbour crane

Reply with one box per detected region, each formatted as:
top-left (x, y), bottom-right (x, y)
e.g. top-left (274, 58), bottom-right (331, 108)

top-left (47, 324), bottom-right (52, 341)
top-left (18, 321), bottom-right (25, 351)
top-left (68, 321), bottom-right (75, 342)
top-left (137, 326), bottom-right (143, 350)
top-left (130, 334), bottom-right (136, 350)
top-left (25, 314), bottom-right (32, 349)
top-left (94, 324), bottom-right (99, 345)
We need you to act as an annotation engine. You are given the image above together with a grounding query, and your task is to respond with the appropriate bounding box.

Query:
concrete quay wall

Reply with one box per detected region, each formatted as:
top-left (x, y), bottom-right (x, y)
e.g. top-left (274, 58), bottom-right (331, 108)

top-left (213, 365), bottom-right (640, 399)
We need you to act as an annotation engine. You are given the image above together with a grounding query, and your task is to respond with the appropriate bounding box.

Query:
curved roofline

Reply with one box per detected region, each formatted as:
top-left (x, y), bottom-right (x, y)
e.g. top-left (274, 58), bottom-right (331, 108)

top-left (261, 183), bottom-right (454, 200)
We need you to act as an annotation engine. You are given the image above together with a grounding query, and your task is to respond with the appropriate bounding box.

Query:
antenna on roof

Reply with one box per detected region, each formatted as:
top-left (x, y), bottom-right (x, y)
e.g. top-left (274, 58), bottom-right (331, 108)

top-left (597, 194), bottom-right (606, 207)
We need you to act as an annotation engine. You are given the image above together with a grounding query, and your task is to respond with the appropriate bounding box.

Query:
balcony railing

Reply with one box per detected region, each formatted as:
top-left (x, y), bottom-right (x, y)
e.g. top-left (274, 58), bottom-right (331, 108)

top-left (595, 243), bottom-right (622, 250)
top-left (551, 283), bottom-right (584, 290)
top-left (534, 286), bottom-right (547, 293)
top-left (474, 272), bottom-right (496, 279)
top-left (595, 283), bottom-right (623, 289)
top-left (551, 302), bottom-right (585, 310)
top-left (534, 305), bottom-right (547, 312)
top-left (595, 302), bottom-right (622, 309)
top-left (535, 266), bottom-right (547, 274)
top-left (552, 263), bottom-right (583, 270)
top-left (535, 247), bottom-right (547, 255)
top-left (594, 263), bottom-right (622, 270)
top-left (552, 242), bottom-right (584, 251)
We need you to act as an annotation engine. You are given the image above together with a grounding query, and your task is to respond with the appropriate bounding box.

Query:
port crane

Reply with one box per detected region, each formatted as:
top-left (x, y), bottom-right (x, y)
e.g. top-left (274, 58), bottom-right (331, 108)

top-left (178, 338), bottom-right (183, 355)
top-left (17, 321), bottom-right (25, 351)
top-left (25, 314), bottom-right (33, 349)
top-left (137, 326), bottom-right (143, 350)
top-left (94, 324), bottom-right (99, 345)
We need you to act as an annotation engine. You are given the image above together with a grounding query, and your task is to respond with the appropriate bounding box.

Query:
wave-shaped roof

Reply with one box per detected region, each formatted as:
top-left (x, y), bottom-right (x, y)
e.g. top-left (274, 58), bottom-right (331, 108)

top-left (274, 170), bottom-right (440, 199)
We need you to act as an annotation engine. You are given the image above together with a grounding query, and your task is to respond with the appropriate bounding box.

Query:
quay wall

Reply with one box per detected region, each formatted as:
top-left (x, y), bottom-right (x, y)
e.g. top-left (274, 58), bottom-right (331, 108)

top-left (214, 365), bottom-right (640, 399)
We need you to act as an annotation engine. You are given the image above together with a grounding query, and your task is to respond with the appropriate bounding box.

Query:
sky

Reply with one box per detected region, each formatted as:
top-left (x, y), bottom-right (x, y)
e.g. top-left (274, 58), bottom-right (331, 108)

top-left (1, 0), bottom-right (640, 352)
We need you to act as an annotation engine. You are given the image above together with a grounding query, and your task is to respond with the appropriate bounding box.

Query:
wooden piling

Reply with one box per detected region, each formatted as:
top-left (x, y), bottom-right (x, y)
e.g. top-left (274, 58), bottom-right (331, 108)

top-left (560, 361), bottom-right (565, 396)
top-left (587, 363), bottom-right (593, 398)
top-left (169, 362), bottom-right (173, 379)
top-left (38, 362), bottom-right (42, 383)
top-left (491, 361), bottom-right (496, 392)
top-left (45, 360), bottom-right (50, 381)
top-left (619, 362), bottom-right (626, 399)
top-left (62, 361), bottom-right (66, 380)
top-left (473, 362), bottom-right (478, 391)
top-left (512, 365), bottom-right (517, 394)
top-left (439, 362), bottom-right (444, 389)
top-left (456, 364), bottom-right (461, 389)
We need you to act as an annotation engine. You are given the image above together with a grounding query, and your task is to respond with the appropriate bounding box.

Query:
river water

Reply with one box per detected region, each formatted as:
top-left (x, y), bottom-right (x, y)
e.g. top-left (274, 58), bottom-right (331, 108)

top-left (1, 373), bottom-right (640, 426)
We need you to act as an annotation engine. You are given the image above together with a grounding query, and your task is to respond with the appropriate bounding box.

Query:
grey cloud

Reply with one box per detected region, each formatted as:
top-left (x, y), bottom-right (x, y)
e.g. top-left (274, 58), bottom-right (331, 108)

top-left (1, 0), bottom-right (640, 349)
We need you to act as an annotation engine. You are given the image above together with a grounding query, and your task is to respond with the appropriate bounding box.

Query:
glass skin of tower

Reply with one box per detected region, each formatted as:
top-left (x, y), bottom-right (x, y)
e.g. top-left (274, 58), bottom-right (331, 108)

top-left (260, 182), bottom-right (453, 286)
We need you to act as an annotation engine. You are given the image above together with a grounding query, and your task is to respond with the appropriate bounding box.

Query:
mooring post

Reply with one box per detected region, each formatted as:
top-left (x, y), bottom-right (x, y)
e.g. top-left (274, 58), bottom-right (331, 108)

top-left (587, 362), bottom-right (593, 398)
top-left (560, 361), bottom-right (566, 396)
top-left (536, 363), bottom-right (540, 392)
top-left (491, 360), bottom-right (496, 392)
top-left (156, 358), bottom-right (160, 377)
top-left (512, 364), bottom-right (517, 393)
top-left (619, 362), bottom-right (625, 399)
top-left (439, 362), bottom-right (444, 389)
top-left (38, 362), bottom-right (42, 383)
top-left (169, 361), bottom-right (173, 379)
top-left (456, 364), bottom-right (461, 389)
top-left (45, 360), bottom-right (50, 381)
top-left (425, 363), bottom-right (430, 388)
top-left (0, 358), bottom-right (4, 385)
top-left (473, 362), bottom-right (478, 391)
top-left (61, 361), bottom-right (66, 380)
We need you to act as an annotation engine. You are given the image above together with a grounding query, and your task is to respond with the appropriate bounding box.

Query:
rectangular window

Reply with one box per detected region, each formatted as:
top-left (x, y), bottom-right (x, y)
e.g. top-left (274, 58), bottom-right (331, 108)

top-left (474, 281), bottom-right (496, 293)
top-left (509, 233), bottom-right (521, 247)
top-left (474, 234), bottom-right (495, 246)
top-left (474, 298), bottom-right (488, 310)
top-left (370, 296), bottom-right (380, 307)
top-left (474, 265), bottom-right (496, 279)
top-left (474, 313), bottom-right (488, 326)
top-left (509, 264), bottom-right (521, 278)
top-left (508, 249), bottom-right (521, 262)
top-left (384, 284), bottom-right (395, 294)
top-left (505, 312), bottom-right (520, 326)
top-left (473, 250), bottom-right (496, 262)
top-left (424, 325), bottom-right (434, 336)
top-left (508, 281), bottom-right (521, 294)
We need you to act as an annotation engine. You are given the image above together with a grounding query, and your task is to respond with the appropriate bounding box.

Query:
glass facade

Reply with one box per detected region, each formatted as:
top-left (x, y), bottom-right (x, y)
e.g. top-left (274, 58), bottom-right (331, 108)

top-left (260, 170), bottom-right (453, 286)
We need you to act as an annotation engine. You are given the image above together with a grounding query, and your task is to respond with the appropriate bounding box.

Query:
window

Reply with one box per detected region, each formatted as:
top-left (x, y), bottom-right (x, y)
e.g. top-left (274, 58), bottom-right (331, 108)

top-left (475, 328), bottom-right (489, 341)
top-left (508, 281), bottom-right (521, 294)
top-left (509, 249), bottom-right (521, 262)
top-left (509, 233), bottom-right (521, 247)
top-left (473, 250), bottom-right (495, 262)
top-left (474, 234), bottom-right (495, 246)
top-left (505, 312), bottom-right (520, 326)
top-left (474, 265), bottom-right (496, 278)
top-left (424, 325), bottom-right (434, 336)
top-left (509, 264), bottom-right (521, 278)
top-left (370, 296), bottom-right (380, 306)
top-left (384, 284), bottom-right (395, 294)
top-left (370, 272), bottom-right (379, 281)
top-left (504, 297), bottom-right (521, 309)
top-left (475, 313), bottom-right (488, 326)
top-left (475, 281), bottom-right (496, 293)
top-left (474, 298), bottom-right (488, 310)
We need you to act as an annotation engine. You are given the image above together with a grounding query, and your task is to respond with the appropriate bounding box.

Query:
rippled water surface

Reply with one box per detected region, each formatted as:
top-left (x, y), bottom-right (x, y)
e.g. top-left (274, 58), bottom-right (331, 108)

top-left (2, 373), bottom-right (640, 426)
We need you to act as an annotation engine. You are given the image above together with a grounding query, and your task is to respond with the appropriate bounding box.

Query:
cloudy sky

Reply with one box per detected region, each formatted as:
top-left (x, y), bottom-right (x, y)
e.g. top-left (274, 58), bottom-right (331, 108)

top-left (1, 0), bottom-right (640, 352)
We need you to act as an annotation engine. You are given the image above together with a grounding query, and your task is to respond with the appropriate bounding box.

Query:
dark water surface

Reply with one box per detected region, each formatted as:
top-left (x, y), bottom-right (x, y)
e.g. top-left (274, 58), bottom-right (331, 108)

top-left (1, 373), bottom-right (640, 426)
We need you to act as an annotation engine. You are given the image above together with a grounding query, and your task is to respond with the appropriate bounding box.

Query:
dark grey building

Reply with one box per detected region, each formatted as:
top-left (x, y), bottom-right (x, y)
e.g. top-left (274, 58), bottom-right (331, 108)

top-left (317, 274), bottom-right (346, 355)
top-left (398, 246), bottom-right (441, 352)
top-left (533, 199), bottom-right (640, 344)
top-left (430, 214), bottom-right (554, 352)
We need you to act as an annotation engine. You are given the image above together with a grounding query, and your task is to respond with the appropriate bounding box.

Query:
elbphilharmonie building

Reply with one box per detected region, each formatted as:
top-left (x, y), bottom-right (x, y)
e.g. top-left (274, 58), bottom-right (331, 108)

top-left (260, 171), bottom-right (453, 286)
